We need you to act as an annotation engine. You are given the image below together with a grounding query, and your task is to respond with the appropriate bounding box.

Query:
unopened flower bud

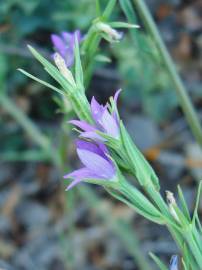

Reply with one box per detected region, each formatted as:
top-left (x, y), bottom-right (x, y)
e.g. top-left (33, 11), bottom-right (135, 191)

top-left (96, 22), bottom-right (123, 41)
top-left (166, 191), bottom-right (179, 222)
top-left (54, 53), bottom-right (76, 88)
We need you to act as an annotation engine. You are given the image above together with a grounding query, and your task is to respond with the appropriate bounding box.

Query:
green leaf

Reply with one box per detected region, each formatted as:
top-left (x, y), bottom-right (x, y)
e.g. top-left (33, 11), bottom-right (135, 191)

top-left (177, 185), bottom-right (191, 221)
top-left (109, 21), bottom-right (139, 29)
top-left (149, 253), bottom-right (168, 270)
top-left (106, 186), bottom-right (163, 224)
top-left (95, 54), bottom-right (111, 63)
top-left (74, 37), bottom-right (84, 89)
top-left (192, 181), bottom-right (202, 224)
top-left (182, 259), bottom-right (189, 270)
top-left (196, 214), bottom-right (202, 234)
top-left (18, 69), bottom-right (64, 96)
top-left (120, 121), bottom-right (160, 190)
top-left (119, 0), bottom-right (138, 24)
top-left (95, 0), bottom-right (101, 16)
top-left (119, 0), bottom-right (141, 46)
top-left (172, 204), bottom-right (188, 227)
top-left (102, 0), bottom-right (117, 20)
top-left (27, 45), bottom-right (72, 91)
top-left (182, 243), bottom-right (192, 270)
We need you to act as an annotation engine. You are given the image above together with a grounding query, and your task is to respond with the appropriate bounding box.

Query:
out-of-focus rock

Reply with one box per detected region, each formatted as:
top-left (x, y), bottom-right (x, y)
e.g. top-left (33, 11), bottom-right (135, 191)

top-left (126, 116), bottom-right (162, 150)
top-left (0, 215), bottom-right (12, 234)
top-left (13, 234), bottom-right (65, 270)
top-left (14, 200), bottom-right (51, 230)
top-left (0, 164), bottom-right (14, 187)
top-left (0, 189), bottom-right (13, 209)
top-left (0, 260), bottom-right (15, 270)
top-left (185, 143), bottom-right (202, 181)
top-left (0, 240), bottom-right (16, 260)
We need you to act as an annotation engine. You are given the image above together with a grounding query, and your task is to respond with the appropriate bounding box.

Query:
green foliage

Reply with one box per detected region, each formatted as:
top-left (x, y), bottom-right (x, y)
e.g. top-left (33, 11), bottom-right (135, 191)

top-left (119, 122), bottom-right (160, 189)
top-left (149, 253), bottom-right (168, 270)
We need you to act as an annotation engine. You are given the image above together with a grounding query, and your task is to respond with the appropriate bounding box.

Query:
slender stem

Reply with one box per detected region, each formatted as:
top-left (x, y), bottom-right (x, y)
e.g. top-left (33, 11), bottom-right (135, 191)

top-left (131, 0), bottom-right (202, 147)
top-left (79, 186), bottom-right (152, 270)
top-left (184, 230), bottom-right (202, 267)
top-left (81, 0), bottom-right (117, 88)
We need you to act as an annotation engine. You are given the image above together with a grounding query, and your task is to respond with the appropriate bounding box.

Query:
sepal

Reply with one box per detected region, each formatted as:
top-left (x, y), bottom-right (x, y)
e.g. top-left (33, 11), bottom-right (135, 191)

top-left (120, 121), bottom-right (160, 190)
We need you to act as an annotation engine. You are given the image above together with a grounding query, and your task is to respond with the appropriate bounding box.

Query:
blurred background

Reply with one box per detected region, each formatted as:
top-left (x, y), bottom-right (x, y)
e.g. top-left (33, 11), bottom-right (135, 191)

top-left (0, 0), bottom-right (202, 269)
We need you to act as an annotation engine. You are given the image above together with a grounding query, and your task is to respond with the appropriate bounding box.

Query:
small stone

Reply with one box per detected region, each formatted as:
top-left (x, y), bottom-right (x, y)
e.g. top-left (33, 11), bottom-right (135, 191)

top-left (185, 143), bottom-right (202, 181)
top-left (13, 234), bottom-right (64, 270)
top-left (0, 215), bottom-right (12, 234)
top-left (0, 260), bottom-right (15, 270)
top-left (14, 200), bottom-right (51, 230)
top-left (126, 116), bottom-right (161, 150)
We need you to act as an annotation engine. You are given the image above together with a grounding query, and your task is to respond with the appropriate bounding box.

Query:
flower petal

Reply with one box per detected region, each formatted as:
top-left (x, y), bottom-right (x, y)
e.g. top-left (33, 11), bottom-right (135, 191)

top-left (65, 167), bottom-right (102, 190)
top-left (69, 120), bottom-right (95, 132)
top-left (61, 31), bottom-right (72, 43)
top-left (51, 34), bottom-right (66, 56)
top-left (76, 139), bottom-right (105, 158)
top-left (112, 89), bottom-right (121, 123)
top-left (114, 89), bottom-right (122, 108)
top-left (64, 167), bottom-right (98, 180)
top-left (74, 30), bottom-right (82, 42)
top-left (99, 110), bottom-right (119, 138)
top-left (64, 48), bottom-right (74, 67)
top-left (91, 97), bottom-right (106, 122)
top-left (65, 178), bottom-right (83, 190)
top-left (79, 131), bottom-right (106, 142)
top-left (77, 149), bottom-right (115, 179)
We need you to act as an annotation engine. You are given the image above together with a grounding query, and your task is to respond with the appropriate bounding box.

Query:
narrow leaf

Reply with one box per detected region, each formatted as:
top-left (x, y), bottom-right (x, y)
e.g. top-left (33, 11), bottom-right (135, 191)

top-left (119, 0), bottom-right (138, 24)
top-left (74, 36), bottom-right (84, 88)
top-left (95, 0), bottom-right (101, 16)
top-left (196, 214), bottom-right (202, 234)
top-left (106, 187), bottom-right (163, 224)
top-left (102, 0), bottom-right (117, 20)
top-left (27, 45), bottom-right (72, 91)
top-left (177, 185), bottom-right (191, 221)
top-left (182, 244), bottom-right (191, 270)
top-left (149, 253), bottom-right (168, 270)
top-left (18, 69), bottom-right (64, 96)
top-left (109, 22), bottom-right (140, 28)
top-left (192, 181), bottom-right (202, 223)
top-left (120, 121), bottom-right (160, 189)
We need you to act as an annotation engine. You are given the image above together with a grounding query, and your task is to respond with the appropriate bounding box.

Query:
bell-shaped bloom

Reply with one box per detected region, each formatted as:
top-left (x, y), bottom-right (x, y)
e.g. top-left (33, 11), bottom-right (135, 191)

top-left (64, 140), bottom-right (116, 190)
top-left (170, 255), bottom-right (178, 270)
top-left (70, 89), bottom-right (121, 141)
top-left (51, 30), bottom-right (82, 67)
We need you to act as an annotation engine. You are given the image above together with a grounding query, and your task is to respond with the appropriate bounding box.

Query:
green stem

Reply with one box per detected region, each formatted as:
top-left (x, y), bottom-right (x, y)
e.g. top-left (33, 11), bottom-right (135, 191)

top-left (81, 0), bottom-right (117, 88)
top-left (184, 229), bottom-right (202, 267)
top-left (79, 186), bottom-right (152, 270)
top-left (126, 0), bottom-right (202, 146)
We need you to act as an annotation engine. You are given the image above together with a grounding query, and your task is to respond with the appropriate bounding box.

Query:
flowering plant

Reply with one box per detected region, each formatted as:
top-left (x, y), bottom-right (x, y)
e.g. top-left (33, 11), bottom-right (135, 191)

top-left (19, 0), bottom-right (202, 269)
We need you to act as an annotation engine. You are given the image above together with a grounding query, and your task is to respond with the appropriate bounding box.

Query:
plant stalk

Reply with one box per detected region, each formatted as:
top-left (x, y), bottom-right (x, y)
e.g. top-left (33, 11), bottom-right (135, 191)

top-left (131, 0), bottom-right (202, 147)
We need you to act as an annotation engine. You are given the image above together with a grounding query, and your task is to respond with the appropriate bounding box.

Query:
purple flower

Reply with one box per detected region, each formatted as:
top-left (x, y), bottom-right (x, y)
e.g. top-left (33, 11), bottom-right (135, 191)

top-left (51, 30), bottom-right (82, 67)
top-left (170, 255), bottom-right (178, 270)
top-left (70, 89), bottom-right (121, 141)
top-left (64, 140), bottom-right (116, 190)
